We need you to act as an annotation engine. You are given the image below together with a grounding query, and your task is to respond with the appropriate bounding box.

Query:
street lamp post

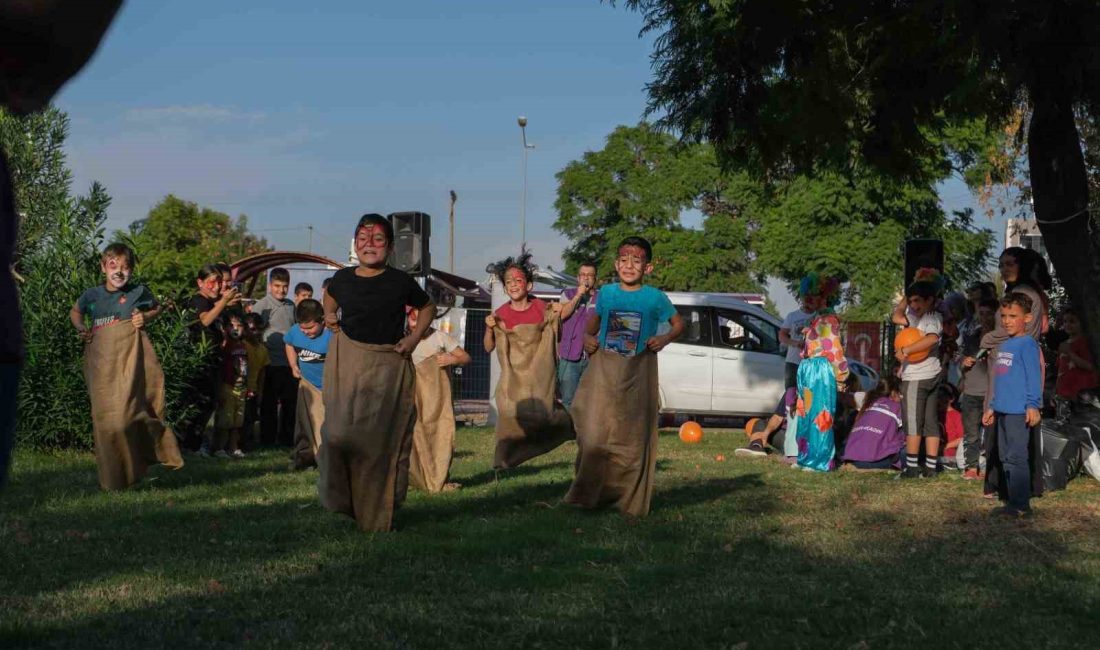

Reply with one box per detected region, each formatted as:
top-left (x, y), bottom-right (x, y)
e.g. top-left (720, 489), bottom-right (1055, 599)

top-left (518, 116), bottom-right (535, 247)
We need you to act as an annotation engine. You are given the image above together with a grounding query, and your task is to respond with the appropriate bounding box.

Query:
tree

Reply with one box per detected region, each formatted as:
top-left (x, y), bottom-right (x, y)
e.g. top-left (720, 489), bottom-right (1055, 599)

top-left (554, 123), bottom-right (764, 293)
top-left (120, 195), bottom-right (271, 297)
top-left (621, 0), bottom-right (1100, 357)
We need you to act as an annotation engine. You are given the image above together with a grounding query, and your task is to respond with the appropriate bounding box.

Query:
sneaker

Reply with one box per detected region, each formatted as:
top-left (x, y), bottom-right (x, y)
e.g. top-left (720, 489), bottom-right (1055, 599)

top-left (230, 449), bottom-right (246, 459)
top-left (962, 468), bottom-right (980, 481)
top-left (734, 441), bottom-right (768, 457)
top-left (982, 491), bottom-right (997, 500)
top-left (899, 466), bottom-right (921, 480)
top-left (991, 506), bottom-right (1032, 519)
top-left (921, 466), bottom-right (938, 479)
top-left (214, 450), bottom-right (230, 459)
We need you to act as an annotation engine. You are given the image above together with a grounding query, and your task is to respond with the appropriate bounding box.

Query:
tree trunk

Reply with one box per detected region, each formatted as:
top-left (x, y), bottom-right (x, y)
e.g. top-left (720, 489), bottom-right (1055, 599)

top-left (1027, 83), bottom-right (1100, 371)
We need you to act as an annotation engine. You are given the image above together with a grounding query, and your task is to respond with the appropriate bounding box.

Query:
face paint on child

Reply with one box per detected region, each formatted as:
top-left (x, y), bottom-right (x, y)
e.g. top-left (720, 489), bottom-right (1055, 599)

top-left (227, 319), bottom-right (244, 339)
top-left (615, 245), bottom-right (648, 284)
top-left (503, 268), bottom-right (529, 300)
top-left (103, 257), bottom-right (132, 290)
top-left (355, 225), bottom-right (389, 266)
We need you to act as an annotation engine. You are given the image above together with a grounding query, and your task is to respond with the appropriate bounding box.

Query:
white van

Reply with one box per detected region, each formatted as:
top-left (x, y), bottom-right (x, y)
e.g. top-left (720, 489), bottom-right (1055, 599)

top-left (657, 293), bottom-right (878, 418)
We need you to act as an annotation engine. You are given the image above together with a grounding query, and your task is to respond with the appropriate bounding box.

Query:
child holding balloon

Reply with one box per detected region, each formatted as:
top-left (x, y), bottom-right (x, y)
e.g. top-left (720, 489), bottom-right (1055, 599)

top-left (892, 268), bottom-right (945, 479)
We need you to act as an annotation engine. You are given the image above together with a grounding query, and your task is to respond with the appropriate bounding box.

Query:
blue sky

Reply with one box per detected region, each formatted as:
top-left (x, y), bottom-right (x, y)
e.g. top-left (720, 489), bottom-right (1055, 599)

top-left (56, 1), bottom-right (1006, 314)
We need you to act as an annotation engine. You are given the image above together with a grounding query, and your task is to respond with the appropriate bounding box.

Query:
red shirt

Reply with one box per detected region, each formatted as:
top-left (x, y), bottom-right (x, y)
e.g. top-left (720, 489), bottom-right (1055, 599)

top-left (495, 298), bottom-right (546, 330)
top-left (1057, 336), bottom-right (1098, 399)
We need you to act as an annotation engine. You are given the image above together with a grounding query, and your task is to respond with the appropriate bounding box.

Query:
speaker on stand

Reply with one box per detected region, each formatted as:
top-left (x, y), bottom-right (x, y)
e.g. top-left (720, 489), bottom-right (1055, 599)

top-left (387, 211), bottom-right (431, 279)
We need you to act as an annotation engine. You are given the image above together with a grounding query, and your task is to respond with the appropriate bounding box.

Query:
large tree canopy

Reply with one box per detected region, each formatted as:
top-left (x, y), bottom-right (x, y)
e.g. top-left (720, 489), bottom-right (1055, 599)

top-left (120, 195), bottom-right (270, 296)
top-left (622, 0), bottom-right (1100, 354)
top-left (554, 123), bottom-right (764, 294)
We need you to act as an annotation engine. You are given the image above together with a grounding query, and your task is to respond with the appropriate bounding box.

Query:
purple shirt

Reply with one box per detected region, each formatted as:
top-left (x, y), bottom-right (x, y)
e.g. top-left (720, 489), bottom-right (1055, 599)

top-left (558, 287), bottom-right (598, 362)
top-left (842, 397), bottom-right (905, 463)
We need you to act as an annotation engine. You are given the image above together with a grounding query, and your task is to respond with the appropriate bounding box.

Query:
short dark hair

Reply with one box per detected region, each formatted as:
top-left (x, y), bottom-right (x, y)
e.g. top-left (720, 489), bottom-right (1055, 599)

top-left (102, 243), bottom-right (136, 267)
top-left (321, 277), bottom-right (332, 290)
top-left (196, 263), bottom-right (221, 281)
top-left (245, 313), bottom-right (266, 331)
top-left (215, 262), bottom-right (231, 275)
top-left (355, 213), bottom-right (393, 247)
top-left (978, 299), bottom-right (1000, 312)
top-left (617, 236), bottom-right (653, 262)
top-left (294, 282), bottom-right (313, 295)
top-left (488, 247), bottom-right (536, 284)
top-left (270, 268), bottom-right (290, 284)
top-left (296, 298), bottom-right (324, 324)
top-left (578, 260), bottom-right (598, 274)
top-left (906, 281), bottom-right (937, 300)
top-left (1000, 292), bottom-right (1034, 314)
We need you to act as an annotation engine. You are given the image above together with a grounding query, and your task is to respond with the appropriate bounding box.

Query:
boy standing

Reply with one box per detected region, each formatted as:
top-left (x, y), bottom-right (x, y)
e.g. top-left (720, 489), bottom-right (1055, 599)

top-left (557, 261), bottom-right (599, 407)
top-left (959, 299), bottom-right (998, 479)
top-left (284, 299), bottom-right (331, 470)
top-left (254, 267), bottom-right (297, 446)
top-left (779, 292), bottom-right (819, 389)
top-left (71, 243), bottom-right (183, 488)
top-left (983, 293), bottom-right (1043, 517)
top-left (565, 236), bottom-right (683, 517)
top-left (892, 272), bottom-right (944, 479)
top-left (294, 282), bottom-right (314, 305)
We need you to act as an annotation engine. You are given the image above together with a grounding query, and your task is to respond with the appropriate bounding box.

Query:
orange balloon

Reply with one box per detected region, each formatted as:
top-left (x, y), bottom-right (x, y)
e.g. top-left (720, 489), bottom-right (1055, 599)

top-left (679, 421), bottom-right (704, 444)
top-left (744, 417), bottom-right (761, 439)
top-left (894, 327), bottom-right (930, 363)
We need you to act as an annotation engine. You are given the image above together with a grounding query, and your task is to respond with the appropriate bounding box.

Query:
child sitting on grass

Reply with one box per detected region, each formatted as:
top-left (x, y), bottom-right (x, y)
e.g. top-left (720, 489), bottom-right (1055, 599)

top-left (841, 375), bottom-right (904, 470)
top-left (71, 243), bottom-right (183, 489)
top-left (983, 293), bottom-right (1043, 518)
top-left (284, 299), bottom-right (331, 470)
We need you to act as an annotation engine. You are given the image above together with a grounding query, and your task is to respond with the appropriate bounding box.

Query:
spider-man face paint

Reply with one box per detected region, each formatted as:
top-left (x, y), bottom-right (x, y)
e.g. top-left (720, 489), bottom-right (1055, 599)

top-left (503, 267), bottom-right (530, 301)
top-left (355, 224), bottom-right (389, 266)
top-left (615, 245), bottom-right (648, 284)
top-left (102, 256), bottom-right (132, 290)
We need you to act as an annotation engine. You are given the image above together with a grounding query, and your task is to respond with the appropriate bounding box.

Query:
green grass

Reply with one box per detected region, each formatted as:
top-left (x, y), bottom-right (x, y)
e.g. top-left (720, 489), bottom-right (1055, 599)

top-left (2, 427), bottom-right (1098, 649)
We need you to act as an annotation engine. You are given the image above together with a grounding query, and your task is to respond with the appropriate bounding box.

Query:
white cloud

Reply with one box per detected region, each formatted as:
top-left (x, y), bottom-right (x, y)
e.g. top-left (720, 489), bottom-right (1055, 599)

top-left (124, 104), bottom-right (266, 123)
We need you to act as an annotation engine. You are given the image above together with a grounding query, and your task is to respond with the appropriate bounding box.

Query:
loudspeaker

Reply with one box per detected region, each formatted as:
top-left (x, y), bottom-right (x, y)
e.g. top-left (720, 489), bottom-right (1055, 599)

top-left (388, 212), bottom-right (431, 275)
top-left (904, 238), bottom-right (944, 288)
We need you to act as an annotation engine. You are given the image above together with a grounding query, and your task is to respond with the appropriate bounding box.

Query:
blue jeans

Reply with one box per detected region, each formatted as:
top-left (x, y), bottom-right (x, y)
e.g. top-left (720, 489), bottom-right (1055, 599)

top-left (996, 413), bottom-right (1032, 512)
top-left (557, 357), bottom-right (588, 407)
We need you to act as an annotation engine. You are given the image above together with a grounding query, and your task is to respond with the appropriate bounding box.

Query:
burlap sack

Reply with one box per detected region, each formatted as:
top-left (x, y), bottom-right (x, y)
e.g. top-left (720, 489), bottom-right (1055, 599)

top-left (564, 349), bottom-right (659, 517)
top-left (409, 356), bottom-right (456, 493)
top-left (83, 322), bottom-right (183, 490)
top-left (291, 380), bottom-right (325, 469)
top-left (492, 310), bottom-right (575, 469)
top-left (319, 332), bottom-right (416, 532)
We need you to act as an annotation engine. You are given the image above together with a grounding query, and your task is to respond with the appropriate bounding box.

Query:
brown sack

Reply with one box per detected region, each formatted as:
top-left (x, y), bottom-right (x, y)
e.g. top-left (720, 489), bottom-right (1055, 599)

top-left (291, 380), bottom-right (325, 469)
top-left (492, 311), bottom-right (574, 469)
top-left (83, 322), bottom-right (184, 490)
top-left (564, 349), bottom-right (659, 517)
top-left (409, 357), bottom-right (456, 493)
top-left (319, 332), bottom-right (416, 532)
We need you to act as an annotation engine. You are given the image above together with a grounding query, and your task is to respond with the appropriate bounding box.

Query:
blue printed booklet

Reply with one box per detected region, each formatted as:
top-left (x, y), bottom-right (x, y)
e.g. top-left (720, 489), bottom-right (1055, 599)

top-left (605, 310), bottom-right (643, 356)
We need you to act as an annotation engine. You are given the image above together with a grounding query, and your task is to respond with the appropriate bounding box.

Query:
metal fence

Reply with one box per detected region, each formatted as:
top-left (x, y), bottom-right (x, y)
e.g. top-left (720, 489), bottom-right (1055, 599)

top-left (453, 307), bottom-right (491, 400)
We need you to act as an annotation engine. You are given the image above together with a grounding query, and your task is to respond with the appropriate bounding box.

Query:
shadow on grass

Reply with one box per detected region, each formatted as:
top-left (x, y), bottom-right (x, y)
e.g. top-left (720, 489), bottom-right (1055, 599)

top-left (458, 461), bottom-right (573, 489)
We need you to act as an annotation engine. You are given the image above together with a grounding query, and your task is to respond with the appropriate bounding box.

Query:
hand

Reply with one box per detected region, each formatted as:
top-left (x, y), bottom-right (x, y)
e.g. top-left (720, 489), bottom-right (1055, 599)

top-left (895, 348), bottom-right (908, 363)
top-left (549, 302), bottom-right (562, 315)
top-left (583, 333), bottom-right (598, 355)
top-left (290, 368), bottom-right (301, 380)
top-left (436, 353), bottom-right (452, 367)
top-left (131, 311), bottom-right (145, 329)
top-left (221, 287), bottom-right (242, 306)
top-left (394, 334), bottom-right (418, 357)
top-left (76, 327), bottom-right (93, 343)
top-left (962, 356), bottom-right (976, 369)
top-left (577, 278), bottom-right (590, 293)
top-left (646, 334), bottom-right (671, 353)
top-left (982, 409), bottom-right (994, 427)
top-left (324, 312), bottom-right (340, 333)
top-left (484, 314), bottom-right (498, 329)
top-left (1026, 407), bottom-right (1041, 428)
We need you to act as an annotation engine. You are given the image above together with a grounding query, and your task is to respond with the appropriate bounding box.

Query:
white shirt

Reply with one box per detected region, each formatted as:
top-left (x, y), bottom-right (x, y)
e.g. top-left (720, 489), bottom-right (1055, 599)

top-left (781, 308), bottom-right (815, 364)
top-left (901, 308), bottom-right (943, 381)
top-left (411, 329), bottom-right (460, 366)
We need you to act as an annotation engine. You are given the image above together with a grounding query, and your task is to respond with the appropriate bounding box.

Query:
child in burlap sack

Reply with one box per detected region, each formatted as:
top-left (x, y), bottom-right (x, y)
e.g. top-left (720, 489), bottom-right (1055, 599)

top-left (285, 299), bottom-right (331, 471)
top-left (564, 236), bottom-right (683, 517)
top-left (70, 243), bottom-right (183, 489)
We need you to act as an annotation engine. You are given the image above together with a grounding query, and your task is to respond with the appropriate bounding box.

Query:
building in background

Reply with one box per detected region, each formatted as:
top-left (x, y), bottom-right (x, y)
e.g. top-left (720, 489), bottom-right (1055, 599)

top-left (1005, 218), bottom-right (1052, 270)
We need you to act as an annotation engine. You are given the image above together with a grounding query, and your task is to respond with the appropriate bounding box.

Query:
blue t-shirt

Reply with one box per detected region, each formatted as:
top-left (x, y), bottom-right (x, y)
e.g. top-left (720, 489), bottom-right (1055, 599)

top-left (284, 325), bottom-right (331, 389)
top-left (596, 284), bottom-right (676, 356)
top-left (990, 335), bottom-right (1042, 415)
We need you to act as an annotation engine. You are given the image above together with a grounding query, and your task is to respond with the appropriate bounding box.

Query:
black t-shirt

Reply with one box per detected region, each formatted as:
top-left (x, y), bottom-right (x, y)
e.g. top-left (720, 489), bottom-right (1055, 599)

top-left (327, 266), bottom-right (430, 345)
top-left (188, 294), bottom-right (224, 345)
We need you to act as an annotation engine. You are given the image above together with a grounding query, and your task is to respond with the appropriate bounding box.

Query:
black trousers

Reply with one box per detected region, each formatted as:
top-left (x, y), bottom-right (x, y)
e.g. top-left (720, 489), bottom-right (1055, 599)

top-left (261, 366), bottom-right (299, 446)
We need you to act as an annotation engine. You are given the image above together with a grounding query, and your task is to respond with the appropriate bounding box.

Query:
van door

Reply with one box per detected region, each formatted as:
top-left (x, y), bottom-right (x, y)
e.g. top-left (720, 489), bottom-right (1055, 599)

top-left (711, 308), bottom-right (787, 414)
top-left (657, 305), bottom-right (713, 413)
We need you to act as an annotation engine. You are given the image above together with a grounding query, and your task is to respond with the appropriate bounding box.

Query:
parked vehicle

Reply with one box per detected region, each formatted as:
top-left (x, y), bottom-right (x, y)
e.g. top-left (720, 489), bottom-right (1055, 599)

top-left (658, 293), bottom-right (878, 418)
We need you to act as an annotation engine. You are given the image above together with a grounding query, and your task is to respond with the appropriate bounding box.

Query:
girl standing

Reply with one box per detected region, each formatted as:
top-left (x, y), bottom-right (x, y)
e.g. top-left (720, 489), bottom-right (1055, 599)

top-left (321, 214), bottom-right (435, 532)
top-left (793, 273), bottom-right (849, 471)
